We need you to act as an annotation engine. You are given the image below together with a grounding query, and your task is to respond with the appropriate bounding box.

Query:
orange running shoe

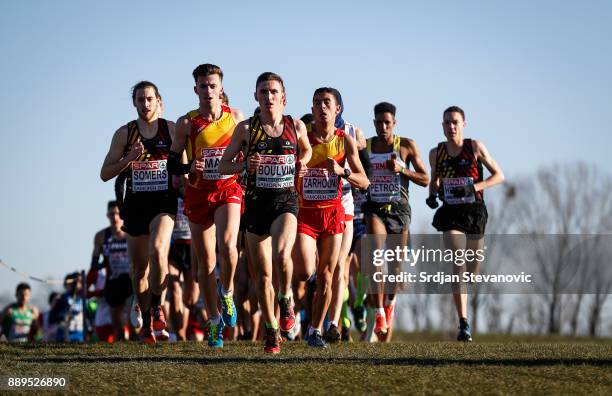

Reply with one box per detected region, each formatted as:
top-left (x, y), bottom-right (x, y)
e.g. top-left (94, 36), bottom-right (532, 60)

top-left (384, 302), bottom-right (395, 329)
top-left (264, 327), bottom-right (281, 354)
top-left (151, 305), bottom-right (167, 332)
top-left (374, 311), bottom-right (387, 336)
top-left (139, 327), bottom-right (156, 345)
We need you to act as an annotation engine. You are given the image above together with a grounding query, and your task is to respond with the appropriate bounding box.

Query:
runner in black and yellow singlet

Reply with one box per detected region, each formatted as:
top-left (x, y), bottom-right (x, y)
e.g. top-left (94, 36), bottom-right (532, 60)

top-left (427, 105), bottom-right (504, 342)
top-left (362, 102), bottom-right (429, 342)
top-left (101, 81), bottom-right (177, 344)
top-left (219, 72), bottom-right (312, 354)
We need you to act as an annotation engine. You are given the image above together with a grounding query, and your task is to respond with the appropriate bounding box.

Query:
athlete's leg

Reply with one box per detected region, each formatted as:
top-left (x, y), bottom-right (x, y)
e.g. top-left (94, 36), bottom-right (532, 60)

top-left (190, 221), bottom-right (220, 320)
top-left (444, 230), bottom-right (468, 319)
top-left (167, 263), bottom-right (185, 340)
top-left (328, 220), bottom-right (353, 326)
top-left (127, 235), bottom-right (150, 314)
top-left (310, 234), bottom-right (343, 332)
top-left (270, 213), bottom-right (297, 297)
top-left (148, 214), bottom-right (174, 303)
top-left (214, 203), bottom-right (241, 293)
top-left (366, 215), bottom-right (387, 310)
top-left (247, 232), bottom-right (274, 326)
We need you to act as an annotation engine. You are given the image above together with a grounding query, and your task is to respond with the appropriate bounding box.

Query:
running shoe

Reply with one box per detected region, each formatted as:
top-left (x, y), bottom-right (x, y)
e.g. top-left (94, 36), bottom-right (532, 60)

top-left (218, 287), bottom-right (237, 327)
top-left (341, 325), bottom-right (352, 342)
top-left (374, 311), bottom-right (388, 336)
top-left (384, 302), bottom-right (395, 329)
top-left (154, 329), bottom-right (170, 342)
top-left (323, 324), bottom-right (340, 343)
top-left (279, 297), bottom-right (296, 332)
top-left (307, 330), bottom-right (328, 348)
top-left (151, 305), bottom-right (167, 332)
top-left (264, 326), bottom-right (281, 354)
top-left (139, 326), bottom-right (156, 345)
top-left (457, 322), bottom-right (473, 342)
top-left (352, 305), bottom-right (367, 333)
top-left (208, 318), bottom-right (225, 348)
top-left (130, 298), bottom-right (143, 329)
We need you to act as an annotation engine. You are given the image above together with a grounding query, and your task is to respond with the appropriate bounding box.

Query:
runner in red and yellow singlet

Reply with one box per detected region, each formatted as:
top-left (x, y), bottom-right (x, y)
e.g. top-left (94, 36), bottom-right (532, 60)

top-left (167, 64), bottom-right (244, 348)
top-left (293, 87), bottom-right (369, 348)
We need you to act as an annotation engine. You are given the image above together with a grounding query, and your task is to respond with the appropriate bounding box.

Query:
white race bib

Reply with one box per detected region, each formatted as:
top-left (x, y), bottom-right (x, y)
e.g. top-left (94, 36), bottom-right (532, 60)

top-left (132, 160), bottom-right (168, 192)
top-left (443, 177), bottom-right (475, 205)
top-left (202, 147), bottom-right (231, 180)
top-left (256, 154), bottom-right (295, 188)
top-left (302, 168), bottom-right (339, 201)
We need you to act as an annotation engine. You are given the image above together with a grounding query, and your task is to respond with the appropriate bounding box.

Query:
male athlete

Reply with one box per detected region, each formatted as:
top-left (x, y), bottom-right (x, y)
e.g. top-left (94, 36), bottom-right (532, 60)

top-left (0, 283), bottom-right (39, 342)
top-left (166, 64), bottom-right (244, 347)
top-left (100, 81), bottom-right (177, 344)
top-left (219, 72), bottom-right (312, 353)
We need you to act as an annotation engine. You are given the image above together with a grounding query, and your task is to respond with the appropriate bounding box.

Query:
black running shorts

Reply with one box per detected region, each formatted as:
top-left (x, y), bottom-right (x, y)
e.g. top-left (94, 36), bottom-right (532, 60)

top-left (120, 193), bottom-right (178, 237)
top-left (104, 273), bottom-right (133, 308)
top-left (432, 201), bottom-right (488, 237)
top-left (243, 191), bottom-right (298, 236)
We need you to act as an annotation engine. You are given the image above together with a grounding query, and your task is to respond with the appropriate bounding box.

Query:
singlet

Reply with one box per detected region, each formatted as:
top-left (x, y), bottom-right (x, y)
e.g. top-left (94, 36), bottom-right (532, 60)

top-left (352, 187), bottom-right (367, 220)
top-left (298, 127), bottom-right (346, 208)
top-left (435, 138), bottom-right (483, 204)
top-left (3, 304), bottom-right (34, 342)
top-left (185, 105), bottom-right (238, 191)
top-left (101, 228), bottom-right (129, 279)
top-left (366, 136), bottom-right (409, 203)
top-left (172, 197), bottom-right (191, 241)
top-left (245, 115), bottom-right (298, 198)
top-left (123, 118), bottom-right (173, 196)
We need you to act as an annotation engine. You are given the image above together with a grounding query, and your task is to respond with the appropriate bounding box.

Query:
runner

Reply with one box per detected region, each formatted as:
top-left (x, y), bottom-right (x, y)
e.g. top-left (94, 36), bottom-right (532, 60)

top-left (219, 72), bottom-right (312, 353)
top-left (427, 105), bottom-right (504, 342)
top-left (0, 283), bottom-right (39, 342)
top-left (100, 81), bottom-right (177, 344)
top-left (90, 201), bottom-right (132, 341)
top-left (166, 64), bottom-right (244, 348)
top-left (325, 88), bottom-right (367, 343)
top-left (50, 272), bottom-right (85, 343)
top-left (293, 87), bottom-right (369, 348)
top-left (363, 101), bottom-right (429, 341)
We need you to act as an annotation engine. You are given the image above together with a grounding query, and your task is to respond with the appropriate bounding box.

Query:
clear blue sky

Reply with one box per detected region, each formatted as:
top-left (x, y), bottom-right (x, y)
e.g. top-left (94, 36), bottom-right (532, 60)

top-left (1, 0), bottom-right (611, 299)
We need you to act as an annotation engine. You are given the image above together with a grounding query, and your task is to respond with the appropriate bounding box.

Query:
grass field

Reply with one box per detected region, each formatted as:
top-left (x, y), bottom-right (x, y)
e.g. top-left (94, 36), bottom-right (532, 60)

top-left (0, 335), bottom-right (611, 395)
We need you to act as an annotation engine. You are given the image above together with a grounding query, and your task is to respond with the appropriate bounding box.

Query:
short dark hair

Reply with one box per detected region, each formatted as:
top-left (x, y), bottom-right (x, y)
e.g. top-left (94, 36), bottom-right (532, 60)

top-left (222, 92), bottom-right (229, 105)
top-left (313, 87), bottom-right (340, 104)
top-left (300, 113), bottom-right (313, 124)
top-left (107, 200), bottom-right (119, 210)
top-left (443, 106), bottom-right (465, 121)
top-left (192, 63), bottom-right (223, 82)
top-left (374, 102), bottom-right (396, 117)
top-left (131, 81), bottom-right (161, 103)
top-left (16, 283), bottom-right (30, 294)
top-left (255, 72), bottom-right (285, 92)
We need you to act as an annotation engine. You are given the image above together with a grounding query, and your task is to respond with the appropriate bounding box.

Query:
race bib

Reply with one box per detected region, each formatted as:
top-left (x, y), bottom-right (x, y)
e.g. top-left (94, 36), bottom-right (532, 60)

top-left (256, 154), bottom-right (295, 188)
top-left (201, 147), bottom-right (231, 180)
top-left (302, 168), bottom-right (339, 201)
top-left (132, 160), bottom-right (168, 192)
top-left (370, 175), bottom-right (401, 202)
top-left (108, 251), bottom-right (130, 278)
top-left (443, 177), bottom-right (475, 205)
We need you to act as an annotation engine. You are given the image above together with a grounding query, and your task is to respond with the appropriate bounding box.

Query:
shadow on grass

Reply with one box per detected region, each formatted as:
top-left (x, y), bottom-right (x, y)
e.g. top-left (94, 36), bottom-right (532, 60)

top-left (17, 356), bottom-right (612, 367)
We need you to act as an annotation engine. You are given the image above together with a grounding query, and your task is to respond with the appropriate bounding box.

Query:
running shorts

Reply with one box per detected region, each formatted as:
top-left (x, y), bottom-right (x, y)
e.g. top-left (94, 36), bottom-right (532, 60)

top-left (297, 205), bottom-right (345, 239)
top-left (184, 183), bottom-right (243, 226)
top-left (169, 240), bottom-right (191, 272)
top-left (104, 273), bottom-right (133, 308)
top-left (362, 200), bottom-right (411, 234)
top-left (432, 201), bottom-right (488, 237)
top-left (120, 193), bottom-right (178, 237)
top-left (243, 191), bottom-right (298, 236)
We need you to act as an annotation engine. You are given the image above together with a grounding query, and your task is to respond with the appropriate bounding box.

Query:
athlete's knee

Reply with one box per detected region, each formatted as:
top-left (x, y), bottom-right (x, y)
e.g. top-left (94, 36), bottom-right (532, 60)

top-left (272, 249), bottom-right (291, 268)
top-left (317, 267), bottom-right (334, 290)
top-left (218, 242), bottom-right (238, 263)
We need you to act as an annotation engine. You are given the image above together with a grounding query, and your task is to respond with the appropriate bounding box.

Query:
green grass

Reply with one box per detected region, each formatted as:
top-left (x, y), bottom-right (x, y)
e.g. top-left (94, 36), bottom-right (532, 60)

top-left (0, 338), bottom-right (611, 395)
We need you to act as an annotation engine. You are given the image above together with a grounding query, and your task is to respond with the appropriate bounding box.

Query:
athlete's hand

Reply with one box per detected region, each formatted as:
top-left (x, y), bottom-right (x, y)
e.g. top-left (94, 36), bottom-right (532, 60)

top-left (386, 153), bottom-right (402, 173)
top-left (426, 195), bottom-right (439, 209)
top-left (326, 157), bottom-right (343, 176)
top-left (296, 159), bottom-right (308, 178)
top-left (452, 185), bottom-right (475, 198)
top-left (125, 142), bottom-right (144, 162)
top-left (191, 156), bottom-right (205, 174)
top-left (248, 153), bottom-right (261, 173)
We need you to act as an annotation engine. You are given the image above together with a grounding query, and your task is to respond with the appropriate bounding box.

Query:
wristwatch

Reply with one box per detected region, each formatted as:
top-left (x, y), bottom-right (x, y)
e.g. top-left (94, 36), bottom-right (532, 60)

top-left (343, 168), bottom-right (352, 179)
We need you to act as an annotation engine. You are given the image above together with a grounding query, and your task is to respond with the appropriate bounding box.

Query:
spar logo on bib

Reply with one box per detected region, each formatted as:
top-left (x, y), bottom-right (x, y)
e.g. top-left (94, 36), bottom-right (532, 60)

top-left (201, 147), bottom-right (231, 180)
top-left (131, 160), bottom-right (169, 192)
top-left (256, 154), bottom-right (295, 188)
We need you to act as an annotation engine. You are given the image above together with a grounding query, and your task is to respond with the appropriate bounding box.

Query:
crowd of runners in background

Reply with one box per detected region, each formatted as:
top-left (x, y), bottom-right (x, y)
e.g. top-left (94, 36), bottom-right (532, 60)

top-left (0, 64), bottom-right (503, 352)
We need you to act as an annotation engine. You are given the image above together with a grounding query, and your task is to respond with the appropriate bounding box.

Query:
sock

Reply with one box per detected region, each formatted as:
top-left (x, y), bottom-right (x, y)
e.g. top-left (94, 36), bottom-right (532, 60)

top-left (376, 308), bottom-right (385, 316)
top-left (328, 321), bottom-right (338, 329)
top-left (278, 289), bottom-right (293, 301)
top-left (354, 273), bottom-right (366, 308)
top-left (459, 317), bottom-right (469, 327)
top-left (265, 320), bottom-right (278, 330)
top-left (221, 285), bottom-right (232, 297)
top-left (142, 309), bottom-right (152, 329)
top-left (308, 326), bottom-right (319, 336)
top-left (151, 293), bottom-right (161, 307)
top-left (210, 316), bottom-right (220, 325)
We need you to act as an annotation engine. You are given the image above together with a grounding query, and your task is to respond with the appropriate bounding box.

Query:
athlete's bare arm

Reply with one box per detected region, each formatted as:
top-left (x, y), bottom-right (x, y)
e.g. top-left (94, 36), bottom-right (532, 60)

top-left (400, 138), bottom-right (429, 187)
top-left (339, 134), bottom-right (369, 190)
top-left (100, 127), bottom-right (144, 181)
top-left (428, 148), bottom-right (440, 197)
top-left (231, 108), bottom-right (245, 124)
top-left (354, 127), bottom-right (366, 151)
top-left (91, 230), bottom-right (105, 269)
top-left (472, 140), bottom-right (504, 192)
top-left (170, 116), bottom-right (189, 155)
top-left (294, 118), bottom-right (312, 176)
top-left (219, 119), bottom-right (249, 175)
